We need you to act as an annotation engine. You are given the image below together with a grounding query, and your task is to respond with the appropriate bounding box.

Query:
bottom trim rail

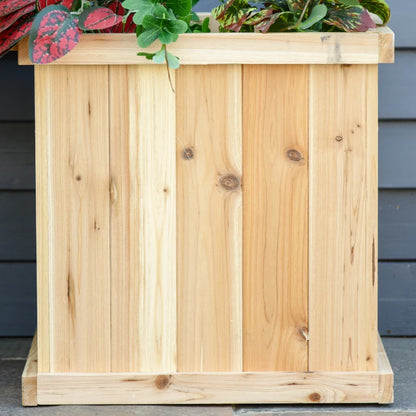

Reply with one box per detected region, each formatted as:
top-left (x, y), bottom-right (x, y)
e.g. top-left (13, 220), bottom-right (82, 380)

top-left (22, 334), bottom-right (393, 406)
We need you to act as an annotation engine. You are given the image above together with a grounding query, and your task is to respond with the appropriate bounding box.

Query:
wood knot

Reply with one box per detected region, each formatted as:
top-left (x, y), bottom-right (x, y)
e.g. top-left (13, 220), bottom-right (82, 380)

top-left (335, 136), bottom-right (343, 142)
top-left (182, 147), bottom-right (194, 160)
top-left (155, 375), bottom-right (171, 390)
top-left (219, 174), bottom-right (240, 191)
top-left (75, 175), bottom-right (82, 181)
top-left (286, 149), bottom-right (303, 162)
top-left (309, 392), bottom-right (321, 402)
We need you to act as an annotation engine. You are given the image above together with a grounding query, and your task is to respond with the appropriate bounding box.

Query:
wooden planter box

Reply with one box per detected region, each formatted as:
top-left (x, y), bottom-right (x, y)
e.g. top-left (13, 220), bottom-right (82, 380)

top-left (19, 27), bottom-right (395, 406)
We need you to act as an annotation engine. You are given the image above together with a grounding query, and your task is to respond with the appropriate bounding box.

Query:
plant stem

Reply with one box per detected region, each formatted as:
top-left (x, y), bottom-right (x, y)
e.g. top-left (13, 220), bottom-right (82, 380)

top-left (163, 45), bottom-right (175, 93)
top-left (287, 0), bottom-right (312, 30)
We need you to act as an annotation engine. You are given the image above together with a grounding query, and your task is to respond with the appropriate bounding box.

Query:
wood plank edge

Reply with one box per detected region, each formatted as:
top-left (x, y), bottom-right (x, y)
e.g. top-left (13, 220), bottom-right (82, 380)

top-left (377, 334), bottom-right (394, 404)
top-left (376, 27), bottom-right (395, 63)
top-left (22, 332), bottom-right (38, 406)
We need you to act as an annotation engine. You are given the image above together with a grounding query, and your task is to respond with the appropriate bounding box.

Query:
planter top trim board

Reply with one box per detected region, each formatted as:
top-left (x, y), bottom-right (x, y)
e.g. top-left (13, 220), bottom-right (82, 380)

top-left (18, 27), bottom-right (394, 66)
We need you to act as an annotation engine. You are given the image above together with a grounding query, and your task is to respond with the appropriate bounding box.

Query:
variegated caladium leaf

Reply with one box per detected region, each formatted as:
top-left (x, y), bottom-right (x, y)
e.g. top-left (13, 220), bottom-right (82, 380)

top-left (285, 0), bottom-right (308, 13)
top-left (0, 0), bottom-right (35, 17)
top-left (213, 0), bottom-right (256, 32)
top-left (29, 5), bottom-right (81, 63)
top-left (0, 2), bottom-right (35, 31)
top-left (0, 13), bottom-right (34, 57)
top-left (359, 0), bottom-right (390, 24)
top-left (36, 0), bottom-right (74, 11)
top-left (324, 5), bottom-right (376, 31)
top-left (78, 6), bottom-right (123, 30)
top-left (102, 1), bottom-right (136, 33)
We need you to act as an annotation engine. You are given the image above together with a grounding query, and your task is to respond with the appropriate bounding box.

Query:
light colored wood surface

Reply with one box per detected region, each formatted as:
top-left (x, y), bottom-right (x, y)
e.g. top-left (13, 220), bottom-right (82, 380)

top-left (377, 335), bottom-right (394, 404)
top-left (309, 64), bottom-right (378, 372)
top-left (22, 333), bottom-right (38, 406)
top-left (374, 26), bottom-right (395, 63)
top-left (25, 334), bottom-right (393, 405)
top-left (109, 65), bottom-right (176, 372)
top-left (243, 65), bottom-right (308, 371)
top-left (43, 65), bottom-right (111, 372)
top-left (17, 28), bottom-right (394, 65)
top-left (176, 65), bottom-right (242, 372)
top-left (34, 67), bottom-right (50, 373)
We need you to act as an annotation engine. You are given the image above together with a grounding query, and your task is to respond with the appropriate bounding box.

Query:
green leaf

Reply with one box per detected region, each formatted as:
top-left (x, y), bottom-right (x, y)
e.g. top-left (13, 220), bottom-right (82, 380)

top-left (166, 50), bottom-right (180, 69)
top-left (285, 0), bottom-right (308, 13)
top-left (137, 26), bottom-right (160, 47)
top-left (121, 0), bottom-right (142, 10)
top-left (152, 48), bottom-right (166, 63)
top-left (337, 0), bottom-right (360, 6)
top-left (158, 28), bottom-right (177, 43)
top-left (201, 16), bottom-right (210, 31)
top-left (166, 18), bottom-right (188, 33)
top-left (359, 0), bottom-right (390, 24)
top-left (165, 0), bottom-right (192, 17)
top-left (267, 10), bottom-right (296, 31)
top-left (130, 1), bottom-right (167, 25)
top-left (190, 11), bottom-right (199, 21)
top-left (137, 51), bottom-right (156, 59)
top-left (324, 5), bottom-right (376, 31)
top-left (298, 3), bottom-right (327, 29)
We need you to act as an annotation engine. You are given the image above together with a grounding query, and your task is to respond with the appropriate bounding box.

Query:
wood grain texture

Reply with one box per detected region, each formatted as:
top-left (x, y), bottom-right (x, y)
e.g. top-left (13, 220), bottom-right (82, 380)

top-left (22, 332), bottom-right (37, 406)
top-left (309, 64), bottom-right (377, 372)
top-left (34, 66), bottom-right (50, 372)
top-left (17, 29), bottom-right (393, 66)
top-left (110, 65), bottom-right (176, 372)
top-left (176, 65), bottom-right (242, 372)
top-left (377, 335), bottom-right (394, 404)
top-left (41, 65), bottom-right (111, 373)
top-left (243, 65), bottom-right (308, 372)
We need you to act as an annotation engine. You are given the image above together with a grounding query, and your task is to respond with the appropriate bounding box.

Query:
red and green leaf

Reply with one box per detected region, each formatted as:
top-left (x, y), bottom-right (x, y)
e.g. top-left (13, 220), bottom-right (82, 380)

top-left (324, 5), bottom-right (376, 31)
top-left (212, 0), bottom-right (256, 31)
top-left (0, 0), bottom-right (35, 17)
top-left (29, 5), bottom-right (81, 63)
top-left (78, 6), bottom-right (123, 30)
top-left (359, 0), bottom-right (390, 24)
top-left (0, 3), bottom-right (35, 32)
top-left (102, 1), bottom-right (136, 33)
top-left (36, 0), bottom-right (74, 11)
top-left (0, 13), bottom-right (34, 57)
top-left (285, 0), bottom-right (308, 13)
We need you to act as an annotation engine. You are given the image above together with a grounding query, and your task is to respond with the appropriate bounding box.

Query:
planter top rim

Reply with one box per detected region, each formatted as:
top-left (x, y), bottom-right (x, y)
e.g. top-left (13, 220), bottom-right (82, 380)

top-left (18, 27), bottom-right (394, 66)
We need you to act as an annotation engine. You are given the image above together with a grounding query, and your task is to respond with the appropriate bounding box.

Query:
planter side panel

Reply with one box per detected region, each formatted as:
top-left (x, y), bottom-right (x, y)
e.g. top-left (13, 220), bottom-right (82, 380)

top-left (176, 65), bottom-right (243, 372)
top-left (243, 65), bottom-right (309, 371)
top-left (309, 64), bottom-right (378, 371)
top-left (109, 65), bottom-right (177, 372)
top-left (37, 65), bottom-right (111, 372)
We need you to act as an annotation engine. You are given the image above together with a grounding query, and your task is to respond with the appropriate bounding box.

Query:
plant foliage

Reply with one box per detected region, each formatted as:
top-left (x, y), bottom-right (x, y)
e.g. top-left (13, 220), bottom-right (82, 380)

top-left (213, 0), bottom-right (390, 33)
top-left (0, 0), bottom-right (390, 67)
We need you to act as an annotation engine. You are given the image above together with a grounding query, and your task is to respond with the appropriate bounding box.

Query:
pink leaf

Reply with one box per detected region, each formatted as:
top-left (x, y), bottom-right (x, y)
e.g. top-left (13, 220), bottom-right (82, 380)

top-left (78, 6), bottom-right (123, 30)
top-left (0, 14), bottom-right (34, 57)
top-left (29, 5), bottom-right (81, 63)
top-left (0, 0), bottom-right (35, 17)
top-left (0, 3), bottom-right (36, 32)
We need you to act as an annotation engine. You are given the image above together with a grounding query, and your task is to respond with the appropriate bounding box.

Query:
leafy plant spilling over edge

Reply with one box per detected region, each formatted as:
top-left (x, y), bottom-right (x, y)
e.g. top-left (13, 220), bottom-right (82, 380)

top-left (0, 0), bottom-right (390, 68)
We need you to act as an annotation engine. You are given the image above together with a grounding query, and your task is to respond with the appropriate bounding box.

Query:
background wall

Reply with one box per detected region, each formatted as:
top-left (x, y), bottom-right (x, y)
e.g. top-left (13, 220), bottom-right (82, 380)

top-left (0, 0), bottom-right (414, 336)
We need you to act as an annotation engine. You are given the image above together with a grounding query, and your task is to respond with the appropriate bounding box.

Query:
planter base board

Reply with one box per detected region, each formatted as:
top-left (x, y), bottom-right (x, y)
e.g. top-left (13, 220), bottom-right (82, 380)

top-left (22, 333), bottom-right (393, 406)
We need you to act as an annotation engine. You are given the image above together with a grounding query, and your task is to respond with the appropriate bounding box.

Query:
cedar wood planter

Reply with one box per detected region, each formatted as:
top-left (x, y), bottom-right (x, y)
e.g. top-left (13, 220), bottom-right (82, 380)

top-left (19, 25), bottom-right (395, 405)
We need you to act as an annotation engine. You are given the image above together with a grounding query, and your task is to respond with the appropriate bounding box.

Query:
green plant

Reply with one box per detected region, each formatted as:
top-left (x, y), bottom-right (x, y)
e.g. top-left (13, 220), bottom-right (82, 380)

top-left (122, 0), bottom-right (210, 69)
top-left (213, 0), bottom-right (390, 33)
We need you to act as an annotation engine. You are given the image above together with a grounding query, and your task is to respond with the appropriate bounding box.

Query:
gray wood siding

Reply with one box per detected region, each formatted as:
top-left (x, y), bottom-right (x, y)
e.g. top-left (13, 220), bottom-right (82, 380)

top-left (0, 0), bottom-right (415, 335)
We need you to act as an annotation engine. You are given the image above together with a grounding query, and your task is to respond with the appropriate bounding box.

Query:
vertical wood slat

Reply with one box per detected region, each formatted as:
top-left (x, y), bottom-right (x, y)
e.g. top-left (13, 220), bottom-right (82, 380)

top-left (44, 65), bottom-right (111, 372)
top-left (309, 64), bottom-right (378, 371)
top-left (34, 67), bottom-right (50, 373)
top-left (176, 65), bottom-right (243, 372)
top-left (243, 65), bottom-right (309, 371)
top-left (110, 66), bottom-right (176, 372)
